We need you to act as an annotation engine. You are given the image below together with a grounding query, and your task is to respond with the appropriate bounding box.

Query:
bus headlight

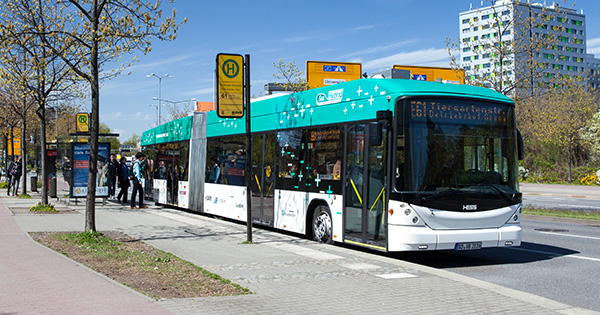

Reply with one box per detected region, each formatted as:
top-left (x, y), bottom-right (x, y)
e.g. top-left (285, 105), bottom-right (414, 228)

top-left (506, 205), bottom-right (522, 224)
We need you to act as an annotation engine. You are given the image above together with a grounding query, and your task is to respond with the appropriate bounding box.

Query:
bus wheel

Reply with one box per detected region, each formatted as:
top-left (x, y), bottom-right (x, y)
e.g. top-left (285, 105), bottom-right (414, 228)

top-left (312, 205), bottom-right (333, 244)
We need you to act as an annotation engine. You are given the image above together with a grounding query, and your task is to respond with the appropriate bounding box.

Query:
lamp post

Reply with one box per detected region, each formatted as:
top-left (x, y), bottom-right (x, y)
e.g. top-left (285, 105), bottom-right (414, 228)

top-left (152, 98), bottom-right (196, 120)
top-left (146, 73), bottom-right (172, 125)
top-left (147, 103), bottom-right (164, 126)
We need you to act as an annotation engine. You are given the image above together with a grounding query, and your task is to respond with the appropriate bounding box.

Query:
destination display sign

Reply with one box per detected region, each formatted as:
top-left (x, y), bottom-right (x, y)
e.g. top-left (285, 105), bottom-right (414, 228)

top-left (409, 99), bottom-right (509, 125)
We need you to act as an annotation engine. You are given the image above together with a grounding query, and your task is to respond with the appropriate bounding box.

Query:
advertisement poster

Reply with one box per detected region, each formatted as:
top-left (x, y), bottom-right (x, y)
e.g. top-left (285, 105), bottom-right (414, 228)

top-left (71, 143), bottom-right (110, 198)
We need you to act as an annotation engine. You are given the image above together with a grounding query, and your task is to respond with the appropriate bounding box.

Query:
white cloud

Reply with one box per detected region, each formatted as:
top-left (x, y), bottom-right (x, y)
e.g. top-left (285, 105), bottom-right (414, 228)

top-left (101, 111), bottom-right (153, 121)
top-left (283, 35), bottom-right (312, 44)
top-left (184, 87), bottom-right (214, 96)
top-left (347, 25), bottom-right (375, 32)
top-left (341, 40), bottom-right (417, 59)
top-left (362, 48), bottom-right (451, 72)
top-left (588, 37), bottom-right (600, 57)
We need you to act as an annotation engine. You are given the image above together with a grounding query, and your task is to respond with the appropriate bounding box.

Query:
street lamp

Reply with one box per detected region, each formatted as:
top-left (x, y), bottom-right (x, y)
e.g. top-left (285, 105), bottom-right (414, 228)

top-left (147, 104), bottom-right (164, 126)
top-left (146, 73), bottom-right (173, 125)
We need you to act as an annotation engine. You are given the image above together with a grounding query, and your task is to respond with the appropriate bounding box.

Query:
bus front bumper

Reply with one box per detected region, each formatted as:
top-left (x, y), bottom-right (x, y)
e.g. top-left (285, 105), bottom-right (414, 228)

top-left (387, 224), bottom-right (522, 252)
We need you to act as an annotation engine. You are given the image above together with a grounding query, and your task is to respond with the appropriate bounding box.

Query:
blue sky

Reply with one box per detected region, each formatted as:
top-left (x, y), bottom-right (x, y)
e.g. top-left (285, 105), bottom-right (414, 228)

top-left (96, 0), bottom-right (600, 142)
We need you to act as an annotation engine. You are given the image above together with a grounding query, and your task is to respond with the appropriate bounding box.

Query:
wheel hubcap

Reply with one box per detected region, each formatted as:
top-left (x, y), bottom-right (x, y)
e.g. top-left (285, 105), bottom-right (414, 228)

top-left (314, 212), bottom-right (331, 242)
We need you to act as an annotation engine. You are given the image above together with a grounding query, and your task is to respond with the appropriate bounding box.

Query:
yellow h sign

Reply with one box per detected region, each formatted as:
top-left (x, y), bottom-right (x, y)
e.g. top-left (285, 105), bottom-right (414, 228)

top-left (216, 53), bottom-right (244, 118)
top-left (76, 113), bottom-right (89, 133)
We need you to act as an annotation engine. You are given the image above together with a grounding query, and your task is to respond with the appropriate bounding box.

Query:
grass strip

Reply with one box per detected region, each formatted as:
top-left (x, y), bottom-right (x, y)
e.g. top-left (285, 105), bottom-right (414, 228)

top-left (33, 231), bottom-right (250, 299)
top-left (523, 207), bottom-right (600, 221)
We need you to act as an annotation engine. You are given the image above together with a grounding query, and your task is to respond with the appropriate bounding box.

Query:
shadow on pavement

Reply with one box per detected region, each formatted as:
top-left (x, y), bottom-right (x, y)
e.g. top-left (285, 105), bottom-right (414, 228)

top-left (386, 241), bottom-right (579, 268)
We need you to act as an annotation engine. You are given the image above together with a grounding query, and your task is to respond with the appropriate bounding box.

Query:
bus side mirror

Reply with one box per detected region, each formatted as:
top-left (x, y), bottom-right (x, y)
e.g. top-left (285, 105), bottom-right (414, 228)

top-left (517, 130), bottom-right (524, 161)
top-left (369, 123), bottom-right (382, 147)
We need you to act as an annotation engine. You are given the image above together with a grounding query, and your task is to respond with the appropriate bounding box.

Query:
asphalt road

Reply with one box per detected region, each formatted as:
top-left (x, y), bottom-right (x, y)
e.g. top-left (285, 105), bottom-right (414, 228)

top-left (391, 216), bottom-right (600, 312)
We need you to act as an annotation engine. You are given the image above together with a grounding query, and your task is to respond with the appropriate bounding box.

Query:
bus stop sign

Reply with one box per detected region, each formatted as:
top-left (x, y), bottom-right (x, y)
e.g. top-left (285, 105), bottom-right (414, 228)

top-left (216, 53), bottom-right (244, 118)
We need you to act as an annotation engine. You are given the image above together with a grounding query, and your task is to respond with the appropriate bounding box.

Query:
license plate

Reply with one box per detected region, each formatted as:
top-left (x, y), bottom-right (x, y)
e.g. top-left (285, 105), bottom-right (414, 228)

top-left (455, 242), bottom-right (482, 251)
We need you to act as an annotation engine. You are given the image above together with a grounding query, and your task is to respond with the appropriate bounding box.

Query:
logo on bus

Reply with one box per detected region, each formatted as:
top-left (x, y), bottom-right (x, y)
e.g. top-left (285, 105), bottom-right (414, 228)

top-left (463, 204), bottom-right (477, 211)
top-left (316, 88), bottom-right (344, 106)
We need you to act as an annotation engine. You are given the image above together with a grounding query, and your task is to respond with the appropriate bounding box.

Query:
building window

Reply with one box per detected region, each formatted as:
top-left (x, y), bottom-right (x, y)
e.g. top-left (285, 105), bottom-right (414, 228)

top-left (462, 18), bottom-right (469, 24)
top-left (462, 28), bottom-right (470, 33)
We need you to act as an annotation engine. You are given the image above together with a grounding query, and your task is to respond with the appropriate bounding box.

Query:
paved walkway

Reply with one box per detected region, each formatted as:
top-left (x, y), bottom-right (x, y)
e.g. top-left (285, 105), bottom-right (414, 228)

top-left (0, 183), bottom-right (598, 314)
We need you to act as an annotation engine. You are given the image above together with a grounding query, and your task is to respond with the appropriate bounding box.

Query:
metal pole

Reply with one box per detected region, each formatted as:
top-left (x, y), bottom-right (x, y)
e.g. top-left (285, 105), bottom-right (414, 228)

top-left (158, 77), bottom-right (162, 125)
top-left (245, 54), bottom-right (252, 243)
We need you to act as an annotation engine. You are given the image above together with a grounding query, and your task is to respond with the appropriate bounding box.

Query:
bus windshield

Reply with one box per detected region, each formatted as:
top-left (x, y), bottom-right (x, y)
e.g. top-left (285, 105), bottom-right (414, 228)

top-left (397, 98), bottom-right (519, 206)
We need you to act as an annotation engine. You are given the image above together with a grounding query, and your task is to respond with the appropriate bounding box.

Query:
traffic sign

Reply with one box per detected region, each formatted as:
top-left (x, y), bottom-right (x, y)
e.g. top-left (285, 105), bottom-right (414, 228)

top-left (216, 53), bottom-right (244, 118)
top-left (76, 113), bottom-right (89, 133)
top-left (307, 61), bottom-right (362, 89)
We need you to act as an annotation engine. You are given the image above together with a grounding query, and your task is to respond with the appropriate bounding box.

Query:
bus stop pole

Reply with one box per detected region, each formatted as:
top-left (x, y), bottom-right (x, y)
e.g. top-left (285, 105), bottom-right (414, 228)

top-left (245, 54), bottom-right (253, 243)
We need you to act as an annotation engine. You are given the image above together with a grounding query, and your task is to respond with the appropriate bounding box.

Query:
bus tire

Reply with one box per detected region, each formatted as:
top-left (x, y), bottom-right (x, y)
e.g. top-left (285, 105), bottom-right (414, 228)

top-left (312, 205), bottom-right (333, 244)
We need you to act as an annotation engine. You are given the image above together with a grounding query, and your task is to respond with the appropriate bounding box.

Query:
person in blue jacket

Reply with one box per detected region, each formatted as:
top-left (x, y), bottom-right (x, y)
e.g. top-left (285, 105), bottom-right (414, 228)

top-left (130, 152), bottom-right (147, 209)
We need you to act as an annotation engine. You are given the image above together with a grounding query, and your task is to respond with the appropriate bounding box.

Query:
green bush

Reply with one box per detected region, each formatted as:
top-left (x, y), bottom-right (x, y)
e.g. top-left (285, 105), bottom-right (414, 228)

top-left (0, 182), bottom-right (7, 189)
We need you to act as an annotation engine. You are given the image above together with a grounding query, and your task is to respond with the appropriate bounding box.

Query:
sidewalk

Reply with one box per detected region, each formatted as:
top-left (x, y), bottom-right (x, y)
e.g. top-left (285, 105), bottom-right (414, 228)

top-left (1, 187), bottom-right (597, 314)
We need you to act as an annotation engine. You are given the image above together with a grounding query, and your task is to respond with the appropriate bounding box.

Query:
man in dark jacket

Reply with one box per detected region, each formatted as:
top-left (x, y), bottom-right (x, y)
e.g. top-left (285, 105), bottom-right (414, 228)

top-left (107, 154), bottom-right (118, 199)
top-left (9, 156), bottom-right (22, 196)
top-left (116, 156), bottom-right (130, 203)
top-left (6, 157), bottom-right (15, 196)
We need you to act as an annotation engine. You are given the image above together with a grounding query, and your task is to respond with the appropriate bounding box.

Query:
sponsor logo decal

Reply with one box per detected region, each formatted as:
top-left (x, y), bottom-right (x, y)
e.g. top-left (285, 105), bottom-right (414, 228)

top-left (316, 88), bottom-right (343, 106)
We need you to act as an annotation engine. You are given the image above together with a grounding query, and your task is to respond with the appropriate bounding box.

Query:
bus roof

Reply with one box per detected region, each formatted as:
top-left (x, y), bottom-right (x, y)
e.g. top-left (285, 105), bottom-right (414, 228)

top-left (142, 78), bottom-right (513, 145)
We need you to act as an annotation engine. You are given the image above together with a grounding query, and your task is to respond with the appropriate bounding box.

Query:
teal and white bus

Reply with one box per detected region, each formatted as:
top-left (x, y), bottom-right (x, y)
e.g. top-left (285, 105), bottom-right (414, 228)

top-left (141, 78), bottom-right (523, 251)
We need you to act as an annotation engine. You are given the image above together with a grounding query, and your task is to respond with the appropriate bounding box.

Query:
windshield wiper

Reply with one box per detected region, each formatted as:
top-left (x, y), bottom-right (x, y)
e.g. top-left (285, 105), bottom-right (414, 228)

top-left (486, 184), bottom-right (515, 203)
top-left (421, 188), bottom-right (461, 204)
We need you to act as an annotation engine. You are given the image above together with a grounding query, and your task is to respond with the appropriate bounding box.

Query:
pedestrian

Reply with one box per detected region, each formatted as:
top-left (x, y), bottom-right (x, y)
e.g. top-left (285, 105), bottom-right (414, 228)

top-left (130, 152), bottom-right (147, 209)
top-left (108, 154), bottom-right (118, 199)
top-left (10, 156), bottom-right (22, 196)
top-left (116, 156), bottom-right (130, 203)
top-left (208, 157), bottom-right (220, 183)
top-left (6, 157), bottom-right (15, 196)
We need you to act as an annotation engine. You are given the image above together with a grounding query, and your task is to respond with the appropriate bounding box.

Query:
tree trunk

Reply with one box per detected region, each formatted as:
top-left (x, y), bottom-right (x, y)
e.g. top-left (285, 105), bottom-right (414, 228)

top-left (85, 2), bottom-right (100, 232)
top-left (39, 106), bottom-right (48, 205)
top-left (20, 119), bottom-right (27, 195)
top-left (567, 141), bottom-right (572, 183)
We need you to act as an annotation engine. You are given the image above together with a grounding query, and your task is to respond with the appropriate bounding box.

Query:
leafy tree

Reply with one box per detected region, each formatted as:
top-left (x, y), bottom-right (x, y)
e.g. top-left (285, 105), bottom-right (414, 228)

top-left (2, 0), bottom-right (185, 231)
top-left (273, 59), bottom-right (309, 92)
top-left (517, 75), bottom-right (598, 182)
top-left (122, 133), bottom-right (140, 149)
top-left (99, 122), bottom-right (121, 154)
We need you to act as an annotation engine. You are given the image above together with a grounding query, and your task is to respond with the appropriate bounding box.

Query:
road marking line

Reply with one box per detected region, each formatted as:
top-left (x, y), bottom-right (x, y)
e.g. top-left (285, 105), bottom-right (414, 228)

top-left (569, 255), bottom-right (600, 262)
top-left (538, 231), bottom-right (600, 241)
top-left (375, 273), bottom-right (417, 279)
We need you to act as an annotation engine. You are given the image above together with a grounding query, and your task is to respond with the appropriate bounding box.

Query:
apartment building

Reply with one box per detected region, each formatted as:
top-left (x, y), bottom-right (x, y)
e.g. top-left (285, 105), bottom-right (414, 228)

top-left (459, 0), bottom-right (594, 90)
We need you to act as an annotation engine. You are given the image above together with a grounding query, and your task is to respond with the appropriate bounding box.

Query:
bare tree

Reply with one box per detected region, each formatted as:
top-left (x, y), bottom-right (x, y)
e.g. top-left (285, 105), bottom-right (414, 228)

top-left (0, 1), bottom-right (79, 203)
top-left (2, 0), bottom-right (185, 231)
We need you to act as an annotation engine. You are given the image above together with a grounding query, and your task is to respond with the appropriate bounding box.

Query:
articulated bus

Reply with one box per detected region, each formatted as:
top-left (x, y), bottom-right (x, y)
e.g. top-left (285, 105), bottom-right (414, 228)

top-left (141, 78), bottom-right (523, 252)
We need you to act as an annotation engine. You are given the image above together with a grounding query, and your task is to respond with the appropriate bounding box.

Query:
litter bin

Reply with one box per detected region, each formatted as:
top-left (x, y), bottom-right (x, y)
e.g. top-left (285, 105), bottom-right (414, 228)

top-left (31, 176), bottom-right (38, 192)
top-left (48, 176), bottom-right (57, 198)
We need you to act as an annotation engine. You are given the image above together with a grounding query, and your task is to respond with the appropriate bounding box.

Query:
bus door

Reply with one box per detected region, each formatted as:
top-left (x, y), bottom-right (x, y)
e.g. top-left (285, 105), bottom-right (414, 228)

top-left (251, 134), bottom-right (275, 226)
top-left (344, 122), bottom-right (388, 249)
